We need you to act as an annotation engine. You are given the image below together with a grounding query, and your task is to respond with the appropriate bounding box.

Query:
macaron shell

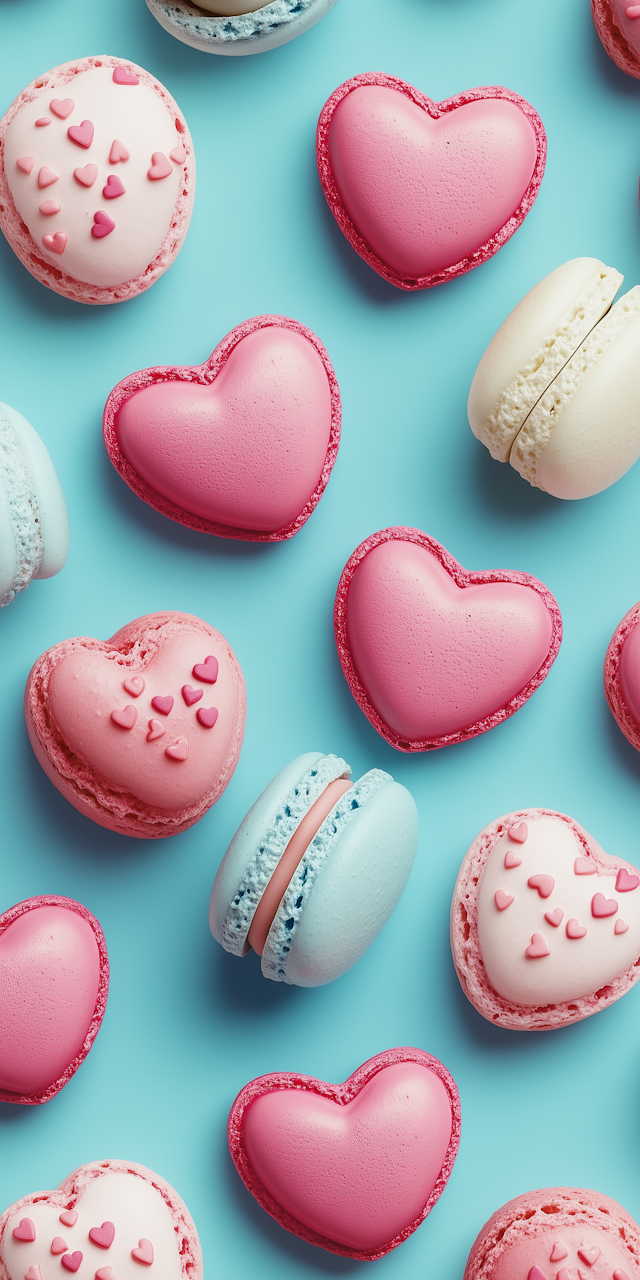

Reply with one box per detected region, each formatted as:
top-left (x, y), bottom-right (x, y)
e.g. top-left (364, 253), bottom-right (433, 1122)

top-left (604, 599), bottom-right (640, 752)
top-left (146, 0), bottom-right (341, 55)
top-left (592, 0), bottom-right (640, 77)
top-left (1, 402), bottom-right (69, 579)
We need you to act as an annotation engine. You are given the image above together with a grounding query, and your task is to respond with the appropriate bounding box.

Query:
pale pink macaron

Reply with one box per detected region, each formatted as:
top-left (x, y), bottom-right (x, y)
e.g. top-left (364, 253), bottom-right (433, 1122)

top-left (317, 73), bottom-right (546, 290)
top-left (592, 0), bottom-right (640, 77)
top-left (465, 1188), bottom-right (640, 1280)
top-left (24, 610), bottom-right (246, 839)
top-left (103, 315), bottom-right (341, 540)
top-left (604, 600), bottom-right (640, 751)
top-left (0, 895), bottom-right (108, 1105)
top-left (0, 56), bottom-right (194, 304)
top-left (451, 809), bottom-right (640, 1031)
top-left (228, 1047), bottom-right (460, 1260)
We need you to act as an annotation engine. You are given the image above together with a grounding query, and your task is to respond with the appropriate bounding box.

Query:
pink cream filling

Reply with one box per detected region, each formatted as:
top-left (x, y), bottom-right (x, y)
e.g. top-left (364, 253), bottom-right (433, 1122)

top-left (248, 777), bottom-right (353, 955)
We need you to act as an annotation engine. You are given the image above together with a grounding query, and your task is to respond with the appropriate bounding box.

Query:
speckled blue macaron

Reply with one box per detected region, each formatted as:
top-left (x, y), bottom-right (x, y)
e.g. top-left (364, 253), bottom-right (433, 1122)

top-left (0, 402), bottom-right (69, 608)
top-left (146, 0), bottom-right (340, 56)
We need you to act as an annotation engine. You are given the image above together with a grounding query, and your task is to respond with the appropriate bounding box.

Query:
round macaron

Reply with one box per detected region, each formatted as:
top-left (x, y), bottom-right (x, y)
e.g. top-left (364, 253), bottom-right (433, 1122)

top-left (604, 599), bottom-right (640, 752)
top-left (146, 0), bottom-right (340, 55)
top-left (0, 56), bottom-right (195, 304)
top-left (209, 751), bottom-right (419, 985)
top-left (0, 895), bottom-right (108, 1106)
top-left (468, 257), bottom-right (640, 498)
top-left (451, 809), bottom-right (640, 1031)
top-left (464, 1188), bottom-right (640, 1280)
top-left (592, 0), bottom-right (640, 78)
top-left (24, 610), bottom-right (246, 839)
top-left (0, 402), bottom-right (69, 608)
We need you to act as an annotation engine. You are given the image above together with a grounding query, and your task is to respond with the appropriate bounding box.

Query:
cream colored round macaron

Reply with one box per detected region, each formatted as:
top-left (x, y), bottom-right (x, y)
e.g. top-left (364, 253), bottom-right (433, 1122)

top-left (468, 257), bottom-right (640, 499)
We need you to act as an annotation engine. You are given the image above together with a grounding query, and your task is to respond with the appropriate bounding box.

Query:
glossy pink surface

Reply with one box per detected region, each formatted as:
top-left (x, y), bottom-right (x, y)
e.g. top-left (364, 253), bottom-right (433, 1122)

top-left (619, 621), bottom-right (640, 723)
top-left (611, 0), bottom-right (640, 55)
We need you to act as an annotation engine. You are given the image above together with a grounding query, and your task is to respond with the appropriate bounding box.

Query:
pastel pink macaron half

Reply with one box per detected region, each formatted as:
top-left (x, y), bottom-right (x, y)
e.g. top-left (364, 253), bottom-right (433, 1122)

top-left (0, 56), bottom-right (194, 304)
top-left (103, 316), bottom-right (341, 541)
top-left (592, 0), bottom-right (640, 77)
top-left (228, 1047), bottom-right (460, 1260)
top-left (604, 600), bottom-right (640, 752)
top-left (24, 610), bottom-right (246, 839)
top-left (317, 73), bottom-right (546, 290)
top-left (0, 895), bottom-right (108, 1105)
top-left (465, 1188), bottom-right (640, 1280)
top-left (334, 527), bottom-right (562, 752)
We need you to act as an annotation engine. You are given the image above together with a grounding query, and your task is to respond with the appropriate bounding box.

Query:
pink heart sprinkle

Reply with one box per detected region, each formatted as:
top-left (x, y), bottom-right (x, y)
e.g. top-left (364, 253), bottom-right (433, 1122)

top-left (96, 1270), bottom-right (115, 1280)
top-left (165, 738), bottom-right (188, 762)
top-left (181, 684), bottom-right (203, 706)
top-left (507, 822), bottom-right (528, 843)
top-left (494, 890), bottom-right (514, 911)
top-left (578, 1249), bottom-right (601, 1267)
top-left (89, 1223), bottom-right (115, 1249)
top-left (25, 1267), bottom-right (42, 1280)
top-left (51, 1239), bottom-right (68, 1255)
top-left (574, 857), bottom-right (596, 875)
top-left (50, 98), bottom-right (75, 119)
top-left (61, 1255), bottom-right (83, 1273)
top-left (91, 211), bottom-right (115, 239)
top-left (68, 120), bottom-right (94, 149)
top-left (566, 918), bottom-right (587, 939)
top-left (528, 1269), bottom-right (547, 1280)
top-left (103, 174), bottom-right (126, 199)
top-left (16, 156), bottom-right (35, 174)
top-left (42, 232), bottom-right (66, 254)
top-left (59, 1214), bottom-right (78, 1228)
top-left (39, 199), bottom-right (61, 216)
top-left (113, 66), bottom-right (139, 85)
top-left (591, 892), bottom-right (618, 918)
top-left (151, 695), bottom-right (173, 715)
top-left (197, 707), bottom-right (218, 729)
top-left (131, 1241), bottom-right (154, 1266)
top-left (147, 718), bottom-right (166, 742)
top-left (615, 1270), bottom-right (632, 1280)
top-left (557, 1271), bottom-right (572, 1280)
top-left (123, 676), bottom-right (145, 697)
top-left (38, 166), bottom-right (59, 188)
top-left (13, 1220), bottom-right (36, 1242)
top-left (35, 117), bottom-right (51, 127)
top-left (615, 919), bottom-right (629, 935)
top-left (504, 850), bottom-right (522, 869)
top-left (169, 146), bottom-right (186, 164)
top-left (550, 1246), bottom-right (568, 1263)
top-left (544, 908), bottom-right (564, 927)
top-left (626, 3), bottom-right (640, 15)
top-left (109, 139), bottom-right (130, 163)
top-left (192, 655), bottom-right (218, 684)
top-left (616, 867), bottom-right (640, 892)
top-left (74, 164), bottom-right (98, 187)
top-left (527, 873), bottom-right (554, 899)
top-left (147, 151), bottom-right (172, 180)
top-left (525, 933), bottom-right (550, 959)
top-left (111, 705), bottom-right (137, 730)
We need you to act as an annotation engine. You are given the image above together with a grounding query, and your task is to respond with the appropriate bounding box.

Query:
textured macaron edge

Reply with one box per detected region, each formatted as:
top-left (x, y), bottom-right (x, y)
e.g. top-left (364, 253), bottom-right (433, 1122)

top-left (0, 895), bottom-right (109, 1106)
top-left (450, 807), bottom-right (640, 1032)
top-left (102, 315), bottom-right (341, 541)
top-left (227, 1045), bottom-right (461, 1261)
top-left (604, 600), bottom-right (640, 752)
top-left (23, 610), bottom-right (246, 839)
top-left (591, 0), bottom-right (640, 78)
top-left (145, 0), bottom-right (339, 55)
top-left (0, 1159), bottom-right (203, 1280)
top-left (262, 766), bottom-right (392, 982)
top-left (0, 402), bottom-right (43, 606)
top-left (0, 55), bottom-right (195, 306)
top-left (316, 74), bottom-right (547, 292)
top-left (219, 752), bottom-right (350, 956)
top-left (463, 1187), bottom-right (640, 1280)
top-left (334, 527), bottom-right (563, 753)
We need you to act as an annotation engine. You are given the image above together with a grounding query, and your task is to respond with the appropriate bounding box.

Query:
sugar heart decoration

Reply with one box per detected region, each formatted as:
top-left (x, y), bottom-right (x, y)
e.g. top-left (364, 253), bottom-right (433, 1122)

top-left (25, 1267), bottom-right (42, 1280)
top-left (12, 1223), bottom-right (35, 1242)
top-left (334, 528), bottom-right (562, 752)
top-left (91, 211), bottom-right (115, 239)
top-left (39, 199), bottom-right (61, 216)
top-left (550, 1245), bottom-right (569, 1263)
top-left (103, 316), bottom-right (341, 542)
top-left (50, 1239), bottom-right (67, 1254)
top-left (451, 809), bottom-right (640, 1030)
top-left (316, 73), bottom-right (546, 290)
top-left (89, 1222), bottom-right (115, 1248)
top-left (58, 1214), bottom-right (77, 1228)
top-left (123, 677), bottom-right (145, 697)
top-left (147, 152), bottom-right (172, 180)
top-left (110, 706), bottom-right (137, 730)
top-left (50, 98), bottom-right (74, 119)
top-left (504, 850), bottom-right (522, 869)
top-left (151, 696), bottom-right (174, 715)
top-left (181, 685), bottom-right (203, 706)
top-left (67, 120), bottom-right (94, 149)
top-left (495, 891), bottom-right (514, 911)
top-left (74, 165), bottom-right (98, 188)
top-left (38, 167), bottom-right (58, 188)
top-left (146, 719), bottom-right (165, 742)
top-left (508, 823), bottom-right (528, 843)
top-left (169, 147), bottom-right (186, 164)
top-left (103, 175), bottom-right (125, 199)
top-left (42, 233), bottom-right (66, 255)
top-left (95, 1270), bottom-right (114, 1280)
top-left (165, 738), bottom-right (188, 762)
top-left (193, 656), bottom-right (218, 684)
top-left (16, 157), bottom-right (35, 174)
top-left (131, 1240), bottom-right (154, 1265)
top-left (0, 897), bottom-right (108, 1105)
top-left (113, 67), bottom-right (139, 85)
top-left (228, 1047), bottom-right (460, 1260)
top-left (109, 139), bottom-right (130, 164)
top-left (196, 707), bottom-right (218, 729)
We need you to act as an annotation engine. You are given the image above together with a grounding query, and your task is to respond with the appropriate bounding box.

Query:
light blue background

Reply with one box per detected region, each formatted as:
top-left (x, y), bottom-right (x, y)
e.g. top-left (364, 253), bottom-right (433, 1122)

top-left (2, 0), bottom-right (640, 1275)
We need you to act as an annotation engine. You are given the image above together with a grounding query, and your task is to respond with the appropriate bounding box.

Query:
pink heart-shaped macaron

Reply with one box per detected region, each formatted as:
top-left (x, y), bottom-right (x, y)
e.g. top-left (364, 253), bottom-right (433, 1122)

top-left (316, 74), bottom-right (546, 290)
top-left (228, 1048), bottom-right (460, 1260)
top-left (74, 164), bottom-right (98, 187)
top-left (0, 897), bottom-right (108, 1106)
top-left (67, 120), bottom-right (94, 149)
top-left (103, 317), bottom-right (341, 542)
top-left (42, 232), bottom-right (66, 255)
top-left (91, 211), bottom-right (115, 239)
top-left (334, 528), bottom-right (562, 752)
top-left (50, 98), bottom-right (74, 119)
top-left (103, 174), bottom-right (125, 199)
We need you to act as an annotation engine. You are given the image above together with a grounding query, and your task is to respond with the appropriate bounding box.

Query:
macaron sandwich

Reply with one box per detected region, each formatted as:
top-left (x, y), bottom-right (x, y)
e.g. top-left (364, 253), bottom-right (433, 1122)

top-left (1, 402), bottom-right (68, 608)
top-left (146, 0), bottom-right (341, 56)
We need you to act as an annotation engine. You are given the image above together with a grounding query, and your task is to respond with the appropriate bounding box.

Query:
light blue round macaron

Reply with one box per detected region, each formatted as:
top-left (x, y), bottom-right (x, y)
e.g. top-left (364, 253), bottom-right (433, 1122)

top-left (146, 0), bottom-right (340, 56)
top-left (209, 751), bottom-right (419, 985)
top-left (0, 403), bottom-right (69, 608)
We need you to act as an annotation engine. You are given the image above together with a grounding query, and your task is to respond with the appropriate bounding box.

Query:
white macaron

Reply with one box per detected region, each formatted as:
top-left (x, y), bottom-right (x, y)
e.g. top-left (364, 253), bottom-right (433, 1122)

top-left (0, 402), bottom-right (69, 607)
top-left (209, 751), bottom-right (419, 985)
top-left (146, 0), bottom-right (340, 55)
top-left (468, 257), bottom-right (640, 499)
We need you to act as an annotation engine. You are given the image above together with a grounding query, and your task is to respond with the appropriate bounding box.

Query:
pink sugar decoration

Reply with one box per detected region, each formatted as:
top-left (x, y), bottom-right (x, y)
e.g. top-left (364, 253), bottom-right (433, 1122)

top-left (196, 707), bottom-right (218, 729)
top-left (39, 198), bottom-right (61, 216)
top-left (35, 117), bottom-right (51, 127)
top-left (110, 705), bottom-right (137, 730)
top-left (525, 932), bottom-right (550, 958)
top-left (148, 152), bottom-right (172, 180)
top-left (169, 146), bottom-right (186, 164)
top-left (74, 164), bottom-right (98, 188)
top-left (113, 66), bottom-right (139, 85)
top-left (165, 738), bottom-right (188, 762)
top-left (38, 166), bottom-right (58, 188)
top-left (16, 156), bottom-right (35, 174)
top-left (50, 98), bottom-right (75, 119)
top-left (68, 120), bottom-right (94, 149)
top-left (91, 211), bottom-right (115, 239)
top-left (566, 918), bottom-right (587, 939)
top-left (42, 232), bottom-right (67, 254)
top-left (103, 174), bottom-right (126, 199)
top-left (108, 139), bottom-right (130, 164)
top-left (13, 1220), bottom-right (36, 1242)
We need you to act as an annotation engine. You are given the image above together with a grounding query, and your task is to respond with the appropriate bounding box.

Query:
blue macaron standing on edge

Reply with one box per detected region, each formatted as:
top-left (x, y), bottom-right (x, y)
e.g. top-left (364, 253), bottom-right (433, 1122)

top-left (0, 402), bottom-right (69, 608)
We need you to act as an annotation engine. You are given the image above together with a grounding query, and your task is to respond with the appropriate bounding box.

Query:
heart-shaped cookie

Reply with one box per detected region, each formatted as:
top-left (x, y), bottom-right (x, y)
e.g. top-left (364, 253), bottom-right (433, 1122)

top-left (24, 611), bottom-right (246, 839)
top-left (334, 528), bottom-right (562, 751)
top-left (228, 1047), bottom-right (460, 1260)
top-left (317, 74), bottom-right (546, 290)
top-left (103, 316), bottom-right (341, 541)
top-left (604, 599), bottom-right (640, 752)
top-left (0, 1161), bottom-right (202, 1280)
top-left (0, 896), bottom-right (108, 1105)
top-left (451, 809), bottom-right (640, 1030)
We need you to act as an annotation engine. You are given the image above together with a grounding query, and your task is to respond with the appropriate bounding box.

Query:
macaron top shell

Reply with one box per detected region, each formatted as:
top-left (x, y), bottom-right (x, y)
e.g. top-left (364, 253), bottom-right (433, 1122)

top-left (0, 402), bottom-right (69, 607)
top-left (592, 0), bottom-right (640, 77)
top-left (604, 599), bottom-right (640, 752)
